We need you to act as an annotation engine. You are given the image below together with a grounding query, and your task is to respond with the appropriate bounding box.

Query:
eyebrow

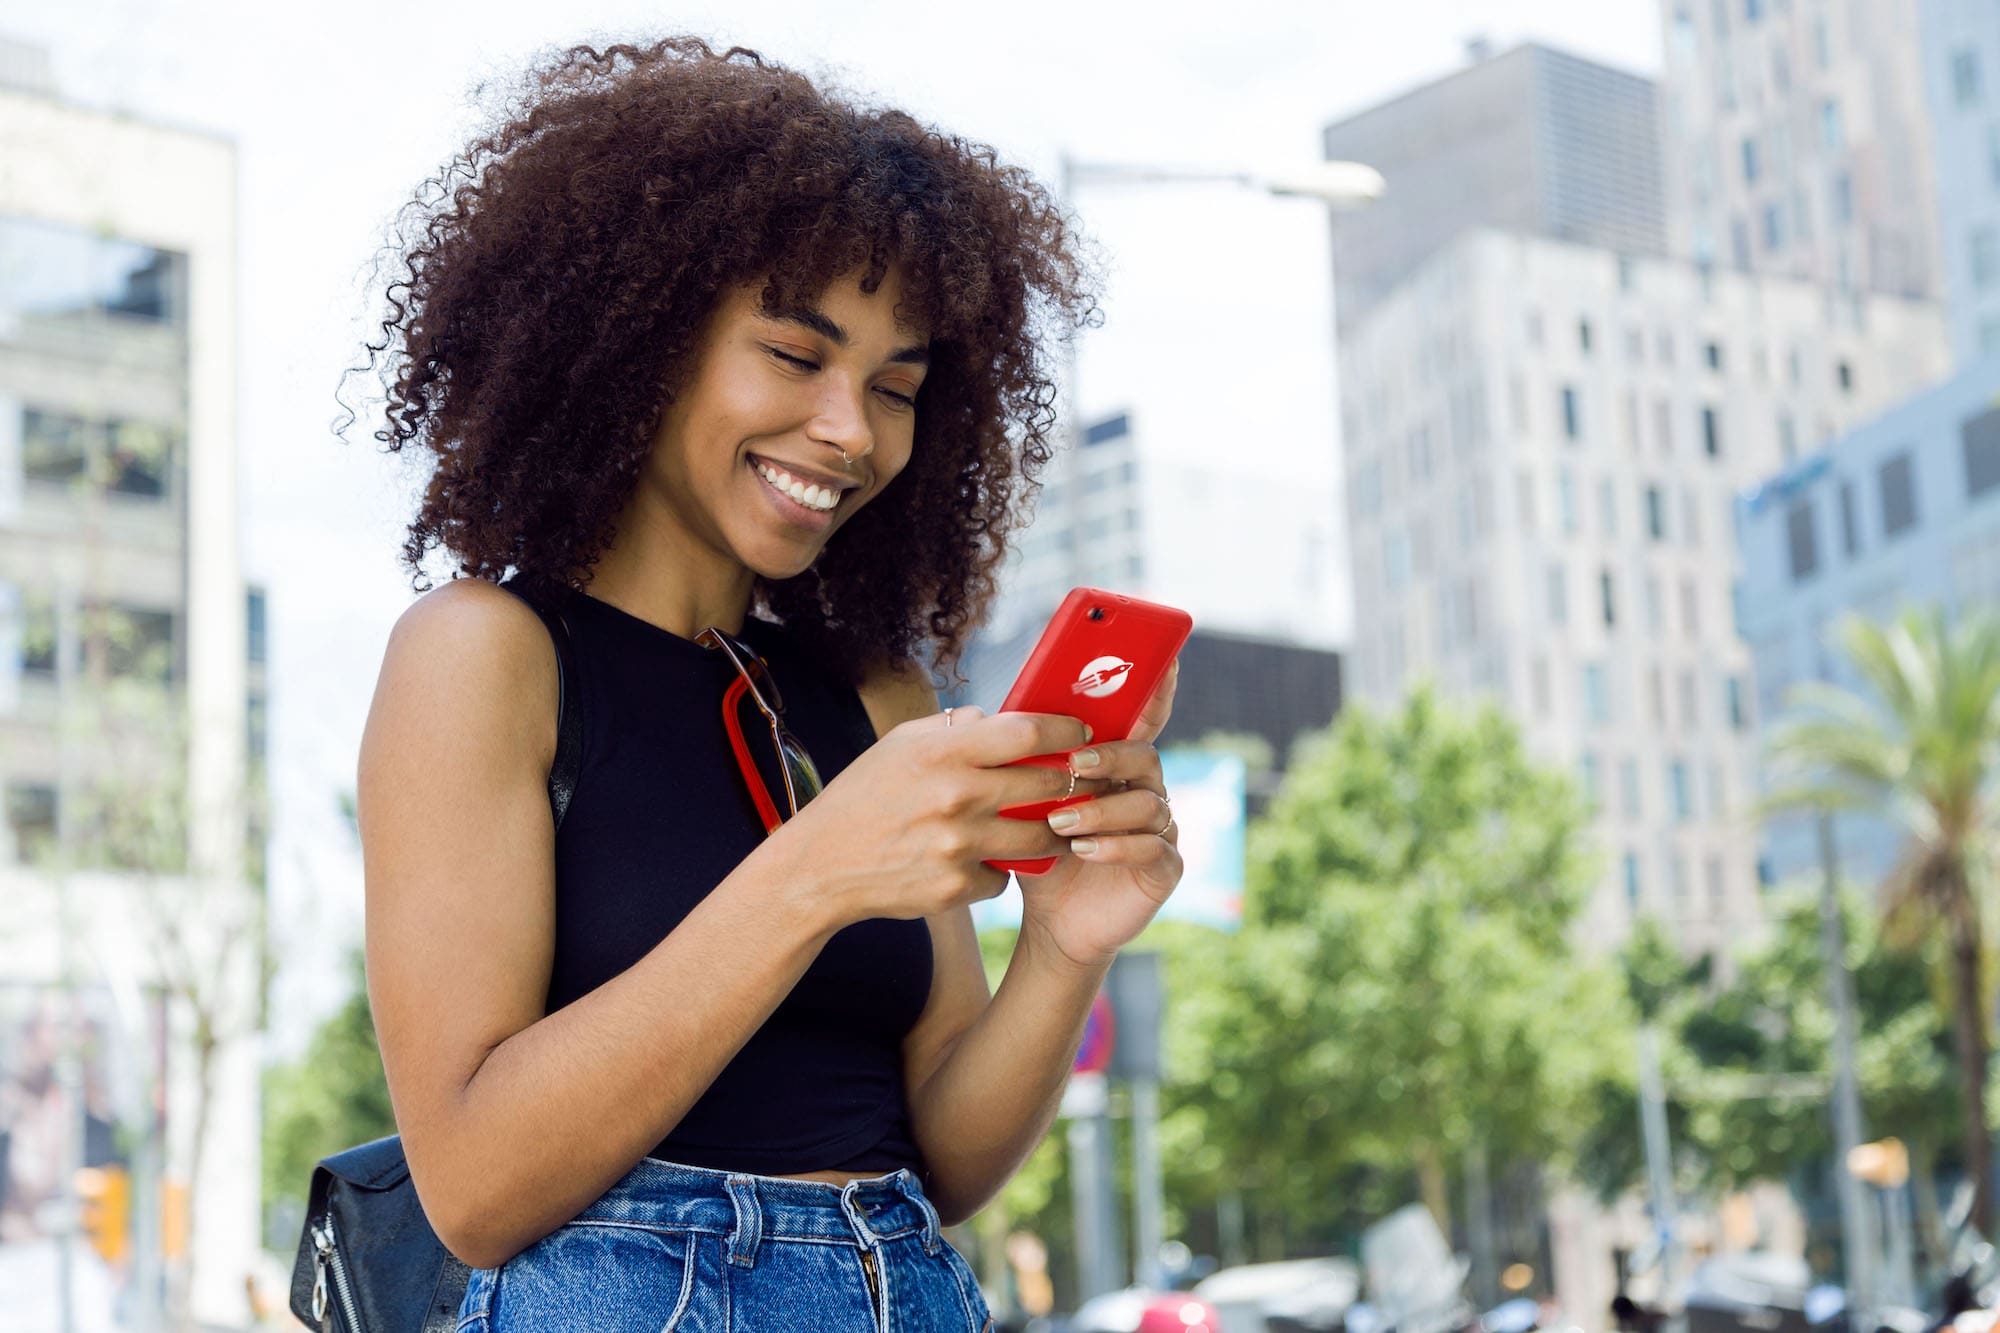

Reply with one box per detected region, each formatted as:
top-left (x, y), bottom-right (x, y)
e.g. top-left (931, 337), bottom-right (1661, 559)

top-left (767, 305), bottom-right (931, 367)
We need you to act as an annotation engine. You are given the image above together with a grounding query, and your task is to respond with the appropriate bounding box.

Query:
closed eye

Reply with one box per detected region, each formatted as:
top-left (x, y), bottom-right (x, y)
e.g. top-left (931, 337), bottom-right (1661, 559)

top-left (764, 345), bottom-right (919, 409)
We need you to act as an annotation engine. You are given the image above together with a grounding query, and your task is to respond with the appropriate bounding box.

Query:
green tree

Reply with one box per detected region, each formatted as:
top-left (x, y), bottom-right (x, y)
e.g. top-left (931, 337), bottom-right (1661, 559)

top-left (1168, 685), bottom-right (1630, 1245)
top-left (261, 948), bottom-right (396, 1242)
top-left (1757, 605), bottom-right (2000, 1232)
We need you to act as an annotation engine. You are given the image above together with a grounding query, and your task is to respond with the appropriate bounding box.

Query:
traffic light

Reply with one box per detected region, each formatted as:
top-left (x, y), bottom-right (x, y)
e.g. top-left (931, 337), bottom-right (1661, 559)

top-left (74, 1165), bottom-right (130, 1265)
top-left (1846, 1137), bottom-right (1910, 1188)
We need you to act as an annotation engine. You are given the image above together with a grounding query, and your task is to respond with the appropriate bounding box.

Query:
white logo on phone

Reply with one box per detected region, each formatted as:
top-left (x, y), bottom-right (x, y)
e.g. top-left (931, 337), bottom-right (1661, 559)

top-left (1072, 656), bottom-right (1135, 698)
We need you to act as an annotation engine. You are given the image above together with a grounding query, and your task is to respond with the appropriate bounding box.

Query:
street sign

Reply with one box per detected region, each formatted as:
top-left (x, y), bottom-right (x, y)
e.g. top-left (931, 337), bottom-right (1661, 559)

top-left (1074, 991), bottom-right (1116, 1074)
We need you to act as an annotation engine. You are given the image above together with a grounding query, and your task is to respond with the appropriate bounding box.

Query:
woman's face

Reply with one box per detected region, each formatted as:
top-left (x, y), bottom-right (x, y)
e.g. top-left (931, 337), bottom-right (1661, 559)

top-left (642, 267), bottom-right (930, 581)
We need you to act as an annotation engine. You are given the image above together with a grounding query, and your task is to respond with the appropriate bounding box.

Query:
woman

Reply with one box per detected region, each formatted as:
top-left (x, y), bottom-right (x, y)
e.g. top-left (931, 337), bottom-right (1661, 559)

top-left (354, 36), bottom-right (1185, 1331)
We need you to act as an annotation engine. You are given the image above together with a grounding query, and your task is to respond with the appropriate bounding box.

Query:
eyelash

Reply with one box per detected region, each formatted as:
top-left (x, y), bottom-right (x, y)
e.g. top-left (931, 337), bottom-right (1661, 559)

top-left (763, 346), bottom-right (918, 408)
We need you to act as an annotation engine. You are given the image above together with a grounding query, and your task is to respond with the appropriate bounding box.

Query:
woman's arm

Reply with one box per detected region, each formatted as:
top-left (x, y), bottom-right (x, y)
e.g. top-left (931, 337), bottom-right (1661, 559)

top-left (857, 665), bottom-right (1110, 1227)
top-left (360, 581), bottom-right (845, 1271)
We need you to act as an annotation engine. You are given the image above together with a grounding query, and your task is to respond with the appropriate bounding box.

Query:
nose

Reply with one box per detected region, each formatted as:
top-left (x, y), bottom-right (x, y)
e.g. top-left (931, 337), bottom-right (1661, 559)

top-left (806, 377), bottom-right (875, 462)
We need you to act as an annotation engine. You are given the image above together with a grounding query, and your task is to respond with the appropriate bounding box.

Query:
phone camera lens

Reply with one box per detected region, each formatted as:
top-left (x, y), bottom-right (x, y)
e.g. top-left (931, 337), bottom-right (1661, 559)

top-left (1087, 607), bottom-right (1104, 621)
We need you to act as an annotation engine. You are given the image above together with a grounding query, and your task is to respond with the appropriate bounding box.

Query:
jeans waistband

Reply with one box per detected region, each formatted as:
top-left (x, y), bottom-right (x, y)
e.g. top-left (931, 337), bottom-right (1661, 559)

top-left (568, 1157), bottom-right (945, 1266)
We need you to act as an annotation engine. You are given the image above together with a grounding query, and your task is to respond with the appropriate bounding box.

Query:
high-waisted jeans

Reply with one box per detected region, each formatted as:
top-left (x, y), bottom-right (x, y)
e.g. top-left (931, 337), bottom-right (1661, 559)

top-left (454, 1156), bottom-right (995, 1331)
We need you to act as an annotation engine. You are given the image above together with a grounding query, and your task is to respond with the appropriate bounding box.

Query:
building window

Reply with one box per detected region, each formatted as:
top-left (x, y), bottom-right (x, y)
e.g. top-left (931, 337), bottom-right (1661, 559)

top-left (1670, 761), bottom-right (1692, 820)
top-left (1578, 750), bottom-right (1599, 804)
top-left (1880, 452), bottom-right (1918, 537)
top-left (1832, 173), bottom-right (1853, 224)
top-left (0, 218), bottom-right (189, 328)
top-left (248, 587), bottom-right (268, 666)
top-left (20, 599), bottom-right (55, 676)
top-left (1953, 46), bottom-right (1983, 108)
top-left (1730, 216), bottom-right (1751, 269)
top-left (1648, 666), bottom-right (1666, 723)
top-left (1654, 399), bottom-right (1674, 456)
top-left (1787, 497), bottom-right (1819, 580)
top-left (1778, 413), bottom-right (1797, 461)
top-left (1646, 485), bottom-right (1666, 539)
top-left (1681, 577), bottom-right (1701, 636)
top-left (1704, 340), bottom-right (1724, 371)
top-left (1601, 569), bottom-right (1617, 628)
top-left (1599, 478), bottom-right (1618, 538)
top-left (1965, 406), bottom-right (2000, 498)
top-left (1548, 564), bottom-right (1569, 626)
top-left (1623, 852), bottom-right (1642, 909)
top-left (1973, 227), bottom-right (1999, 291)
top-left (1762, 203), bottom-right (1784, 251)
top-left (1683, 488), bottom-right (1702, 546)
top-left (1741, 136), bottom-right (1760, 183)
top-left (21, 409), bottom-right (89, 485)
top-left (1562, 386), bottom-right (1581, 441)
top-left (1559, 469), bottom-right (1578, 535)
top-left (1702, 406), bottom-right (1721, 458)
top-left (82, 603), bottom-right (176, 685)
top-left (5, 784), bottom-right (57, 864)
top-left (1821, 100), bottom-right (1844, 152)
top-left (1621, 757), bottom-right (1642, 819)
top-left (1727, 675), bottom-right (1747, 730)
top-left (1839, 479), bottom-right (1860, 554)
top-left (1585, 663), bottom-right (1610, 725)
top-left (1579, 320), bottom-right (1593, 354)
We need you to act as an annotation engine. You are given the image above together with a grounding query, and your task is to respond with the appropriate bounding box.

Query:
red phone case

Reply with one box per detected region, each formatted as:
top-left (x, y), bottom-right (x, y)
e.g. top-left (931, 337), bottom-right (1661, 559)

top-left (986, 588), bottom-right (1194, 876)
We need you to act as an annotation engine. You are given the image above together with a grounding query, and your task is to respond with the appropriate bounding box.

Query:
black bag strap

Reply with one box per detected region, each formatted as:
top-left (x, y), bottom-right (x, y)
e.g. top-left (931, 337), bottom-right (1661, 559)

top-left (499, 578), bottom-right (583, 831)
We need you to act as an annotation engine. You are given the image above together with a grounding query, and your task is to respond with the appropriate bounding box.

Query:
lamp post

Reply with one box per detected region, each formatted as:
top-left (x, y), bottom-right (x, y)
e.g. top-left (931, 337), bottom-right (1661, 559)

top-left (1050, 152), bottom-right (1381, 1302)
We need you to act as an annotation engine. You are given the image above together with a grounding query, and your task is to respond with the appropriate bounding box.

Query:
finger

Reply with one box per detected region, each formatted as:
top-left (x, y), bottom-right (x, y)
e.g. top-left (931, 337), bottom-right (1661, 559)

top-left (987, 763), bottom-right (1121, 812)
top-left (1066, 738), bottom-right (1164, 789)
top-left (956, 710), bottom-right (1095, 767)
top-left (1043, 789), bottom-right (1172, 839)
top-left (1063, 831), bottom-right (1184, 878)
top-left (1127, 657), bottom-right (1180, 746)
top-left (930, 704), bottom-right (984, 730)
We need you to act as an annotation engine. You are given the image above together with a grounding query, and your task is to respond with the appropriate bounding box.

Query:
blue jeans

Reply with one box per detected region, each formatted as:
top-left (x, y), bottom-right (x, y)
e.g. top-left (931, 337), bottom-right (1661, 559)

top-left (454, 1157), bottom-right (994, 1331)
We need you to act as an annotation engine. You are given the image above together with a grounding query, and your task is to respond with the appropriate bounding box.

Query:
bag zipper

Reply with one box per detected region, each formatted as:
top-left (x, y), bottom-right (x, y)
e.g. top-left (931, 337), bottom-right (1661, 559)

top-left (311, 1214), bottom-right (366, 1331)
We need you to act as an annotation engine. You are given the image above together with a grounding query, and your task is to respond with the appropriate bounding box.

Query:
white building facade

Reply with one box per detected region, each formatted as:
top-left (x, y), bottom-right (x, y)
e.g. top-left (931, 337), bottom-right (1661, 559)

top-left (1337, 229), bottom-right (1950, 956)
top-left (1658, 0), bottom-right (1940, 300)
top-left (0, 46), bottom-right (262, 1329)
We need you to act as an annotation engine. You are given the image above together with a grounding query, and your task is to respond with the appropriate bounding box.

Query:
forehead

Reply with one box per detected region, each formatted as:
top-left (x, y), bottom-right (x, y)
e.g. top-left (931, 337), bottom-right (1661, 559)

top-left (738, 269), bottom-right (928, 342)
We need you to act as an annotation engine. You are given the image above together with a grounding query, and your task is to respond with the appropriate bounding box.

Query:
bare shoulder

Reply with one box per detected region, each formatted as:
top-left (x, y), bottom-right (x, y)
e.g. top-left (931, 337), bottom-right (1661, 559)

top-left (855, 654), bottom-right (942, 740)
top-left (372, 579), bottom-right (558, 755)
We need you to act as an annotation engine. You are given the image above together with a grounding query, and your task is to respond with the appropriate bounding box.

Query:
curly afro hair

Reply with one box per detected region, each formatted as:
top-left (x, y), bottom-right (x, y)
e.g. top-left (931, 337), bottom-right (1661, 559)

top-left (347, 35), bottom-right (1098, 687)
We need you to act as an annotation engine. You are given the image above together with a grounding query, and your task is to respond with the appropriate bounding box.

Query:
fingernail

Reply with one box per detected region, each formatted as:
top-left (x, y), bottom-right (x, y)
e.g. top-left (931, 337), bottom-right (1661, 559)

top-left (1047, 808), bottom-right (1082, 833)
top-left (1081, 724), bottom-right (1094, 743)
top-left (1070, 748), bottom-right (1101, 774)
top-left (1069, 838), bottom-right (1099, 855)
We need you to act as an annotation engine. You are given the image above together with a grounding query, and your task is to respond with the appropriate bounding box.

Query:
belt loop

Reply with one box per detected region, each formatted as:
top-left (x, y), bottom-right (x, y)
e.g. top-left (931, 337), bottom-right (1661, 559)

top-left (838, 1179), bottom-right (881, 1251)
top-left (901, 1169), bottom-right (944, 1255)
top-left (724, 1175), bottom-right (763, 1268)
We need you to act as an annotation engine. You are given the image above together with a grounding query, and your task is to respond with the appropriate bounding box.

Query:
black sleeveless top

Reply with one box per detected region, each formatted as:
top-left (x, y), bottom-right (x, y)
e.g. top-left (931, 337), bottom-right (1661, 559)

top-left (507, 579), bottom-right (934, 1176)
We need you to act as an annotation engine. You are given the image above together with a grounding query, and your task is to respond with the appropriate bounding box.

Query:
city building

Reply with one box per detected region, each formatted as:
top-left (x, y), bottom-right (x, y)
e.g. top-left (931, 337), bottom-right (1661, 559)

top-left (1656, 0), bottom-right (1939, 301)
top-left (1735, 360), bottom-right (2000, 894)
top-left (1320, 42), bottom-right (1667, 334)
top-left (975, 409), bottom-right (1343, 653)
top-left (0, 38), bottom-right (264, 1327)
top-left (1335, 228), bottom-right (1950, 957)
top-left (1920, 0), bottom-right (2000, 361)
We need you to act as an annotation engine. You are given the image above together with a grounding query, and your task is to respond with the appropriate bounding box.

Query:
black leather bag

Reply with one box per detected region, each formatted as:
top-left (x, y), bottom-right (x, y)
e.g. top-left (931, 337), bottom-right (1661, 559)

top-left (289, 580), bottom-right (582, 1331)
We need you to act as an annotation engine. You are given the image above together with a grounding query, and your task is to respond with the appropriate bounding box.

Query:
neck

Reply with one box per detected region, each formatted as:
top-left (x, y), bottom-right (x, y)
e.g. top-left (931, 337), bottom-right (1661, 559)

top-left (583, 491), bottom-right (755, 640)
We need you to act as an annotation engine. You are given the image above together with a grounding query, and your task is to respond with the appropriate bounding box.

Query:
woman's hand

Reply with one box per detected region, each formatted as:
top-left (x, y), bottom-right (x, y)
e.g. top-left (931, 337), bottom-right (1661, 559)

top-left (1014, 659), bottom-right (1183, 972)
top-left (767, 706), bottom-right (1115, 929)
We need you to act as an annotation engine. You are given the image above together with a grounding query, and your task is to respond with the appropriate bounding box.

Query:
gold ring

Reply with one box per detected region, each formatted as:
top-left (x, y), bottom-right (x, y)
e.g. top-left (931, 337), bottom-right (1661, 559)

top-left (1161, 816), bottom-right (1177, 839)
top-left (1063, 768), bottom-right (1077, 799)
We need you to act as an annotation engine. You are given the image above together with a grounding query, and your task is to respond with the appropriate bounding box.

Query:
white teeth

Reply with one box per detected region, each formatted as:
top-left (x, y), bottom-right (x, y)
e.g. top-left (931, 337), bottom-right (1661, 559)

top-left (756, 461), bottom-right (839, 512)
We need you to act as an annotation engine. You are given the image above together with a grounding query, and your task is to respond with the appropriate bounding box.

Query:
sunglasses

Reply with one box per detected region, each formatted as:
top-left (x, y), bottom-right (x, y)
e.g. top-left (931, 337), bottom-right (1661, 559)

top-left (697, 625), bottom-right (824, 835)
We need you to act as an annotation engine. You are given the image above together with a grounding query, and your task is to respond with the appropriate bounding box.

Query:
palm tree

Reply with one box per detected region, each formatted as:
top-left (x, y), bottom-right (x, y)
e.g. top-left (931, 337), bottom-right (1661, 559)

top-left (1756, 604), bottom-right (2000, 1235)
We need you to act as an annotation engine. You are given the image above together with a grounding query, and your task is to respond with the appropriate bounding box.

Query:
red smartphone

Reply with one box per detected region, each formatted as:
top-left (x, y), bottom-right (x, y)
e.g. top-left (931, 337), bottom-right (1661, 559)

top-left (984, 587), bottom-right (1194, 876)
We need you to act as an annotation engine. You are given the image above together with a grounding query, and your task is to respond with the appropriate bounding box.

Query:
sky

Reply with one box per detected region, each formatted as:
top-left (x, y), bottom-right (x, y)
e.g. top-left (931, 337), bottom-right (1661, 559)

top-left (5, 0), bottom-right (1663, 1055)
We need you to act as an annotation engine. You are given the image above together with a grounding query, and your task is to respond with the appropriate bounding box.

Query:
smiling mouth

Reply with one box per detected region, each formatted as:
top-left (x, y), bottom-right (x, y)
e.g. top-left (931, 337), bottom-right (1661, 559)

top-left (749, 456), bottom-right (849, 521)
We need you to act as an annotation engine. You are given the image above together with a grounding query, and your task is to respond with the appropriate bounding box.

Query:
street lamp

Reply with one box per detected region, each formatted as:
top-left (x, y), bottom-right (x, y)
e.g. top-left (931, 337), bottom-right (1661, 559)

top-left (1049, 151), bottom-right (1381, 1305)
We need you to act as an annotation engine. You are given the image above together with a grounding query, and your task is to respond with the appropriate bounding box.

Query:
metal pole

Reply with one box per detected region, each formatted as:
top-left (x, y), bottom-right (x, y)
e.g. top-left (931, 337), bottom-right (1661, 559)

top-left (1636, 1025), bottom-right (1678, 1280)
top-left (1066, 1105), bottom-right (1122, 1301)
top-left (1131, 1079), bottom-right (1165, 1290)
top-left (1817, 811), bottom-right (1877, 1317)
